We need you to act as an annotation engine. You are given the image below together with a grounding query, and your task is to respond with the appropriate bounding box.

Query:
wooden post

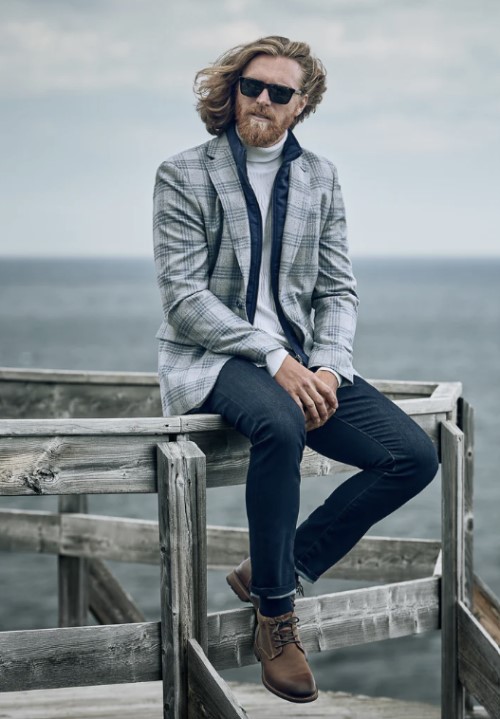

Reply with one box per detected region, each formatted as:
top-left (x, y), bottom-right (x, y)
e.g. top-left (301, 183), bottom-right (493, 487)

top-left (58, 495), bottom-right (88, 627)
top-left (457, 399), bottom-right (474, 609)
top-left (441, 420), bottom-right (465, 719)
top-left (157, 440), bottom-right (207, 719)
top-left (458, 398), bottom-right (476, 715)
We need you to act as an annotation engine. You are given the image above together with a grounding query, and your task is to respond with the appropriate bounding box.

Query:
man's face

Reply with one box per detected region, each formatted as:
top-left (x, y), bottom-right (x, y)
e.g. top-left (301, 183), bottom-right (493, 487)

top-left (235, 54), bottom-right (308, 148)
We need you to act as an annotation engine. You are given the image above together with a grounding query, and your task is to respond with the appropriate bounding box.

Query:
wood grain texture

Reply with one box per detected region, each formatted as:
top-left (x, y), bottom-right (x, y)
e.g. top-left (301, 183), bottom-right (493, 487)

top-left (88, 558), bottom-right (145, 625)
top-left (457, 398), bottom-right (476, 715)
top-left (458, 601), bottom-right (500, 719)
top-left (207, 577), bottom-right (440, 670)
top-left (0, 416), bottom-right (443, 496)
top-left (441, 420), bottom-right (465, 719)
top-left (473, 574), bottom-right (500, 646)
top-left (157, 441), bottom-right (207, 719)
top-left (0, 622), bottom-right (161, 691)
top-left (188, 639), bottom-right (248, 719)
top-left (458, 398), bottom-right (475, 608)
top-left (0, 510), bottom-right (440, 581)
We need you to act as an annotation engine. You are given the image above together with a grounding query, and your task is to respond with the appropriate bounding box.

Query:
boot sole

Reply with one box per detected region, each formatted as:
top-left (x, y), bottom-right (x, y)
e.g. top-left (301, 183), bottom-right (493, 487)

top-left (254, 648), bottom-right (318, 703)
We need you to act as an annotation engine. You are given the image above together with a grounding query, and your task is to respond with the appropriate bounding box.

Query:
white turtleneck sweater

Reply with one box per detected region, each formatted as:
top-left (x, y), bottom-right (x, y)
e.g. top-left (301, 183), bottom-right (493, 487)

top-left (240, 130), bottom-right (341, 386)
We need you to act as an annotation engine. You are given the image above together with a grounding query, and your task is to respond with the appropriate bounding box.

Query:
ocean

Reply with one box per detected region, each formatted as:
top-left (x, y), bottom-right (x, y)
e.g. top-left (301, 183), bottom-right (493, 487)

top-left (0, 256), bottom-right (499, 705)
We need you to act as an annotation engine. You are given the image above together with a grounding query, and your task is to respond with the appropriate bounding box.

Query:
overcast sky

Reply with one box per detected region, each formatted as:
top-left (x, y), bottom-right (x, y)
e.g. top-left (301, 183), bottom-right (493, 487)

top-left (1, 0), bottom-right (499, 257)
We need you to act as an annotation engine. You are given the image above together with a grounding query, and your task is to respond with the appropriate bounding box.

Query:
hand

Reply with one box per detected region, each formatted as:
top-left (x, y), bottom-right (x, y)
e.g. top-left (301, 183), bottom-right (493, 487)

top-left (274, 356), bottom-right (338, 431)
top-left (305, 370), bottom-right (339, 431)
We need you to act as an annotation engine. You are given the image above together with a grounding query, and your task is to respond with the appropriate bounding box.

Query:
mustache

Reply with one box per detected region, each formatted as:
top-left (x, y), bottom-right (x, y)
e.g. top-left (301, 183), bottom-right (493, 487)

top-left (246, 105), bottom-right (276, 121)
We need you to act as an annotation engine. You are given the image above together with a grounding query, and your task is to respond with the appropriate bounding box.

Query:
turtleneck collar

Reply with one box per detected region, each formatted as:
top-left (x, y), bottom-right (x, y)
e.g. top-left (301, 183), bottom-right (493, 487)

top-left (235, 125), bottom-right (288, 164)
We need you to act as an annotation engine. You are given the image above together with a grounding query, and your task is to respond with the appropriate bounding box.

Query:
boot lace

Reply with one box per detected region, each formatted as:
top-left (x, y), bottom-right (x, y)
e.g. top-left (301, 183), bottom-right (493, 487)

top-left (296, 578), bottom-right (305, 598)
top-left (272, 615), bottom-right (301, 648)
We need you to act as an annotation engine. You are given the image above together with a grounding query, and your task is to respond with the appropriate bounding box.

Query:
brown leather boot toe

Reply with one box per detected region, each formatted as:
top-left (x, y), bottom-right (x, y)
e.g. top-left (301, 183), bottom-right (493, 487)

top-left (254, 609), bottom-right (318, 703)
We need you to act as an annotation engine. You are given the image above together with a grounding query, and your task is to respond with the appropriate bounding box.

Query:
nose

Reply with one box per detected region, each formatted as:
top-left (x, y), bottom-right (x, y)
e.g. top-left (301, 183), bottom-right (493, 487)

top-left (256, 88), bottom-right (272, 105)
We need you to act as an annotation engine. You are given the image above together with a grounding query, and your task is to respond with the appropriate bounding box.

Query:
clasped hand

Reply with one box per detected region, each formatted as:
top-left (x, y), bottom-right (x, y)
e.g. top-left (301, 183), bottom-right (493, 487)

top-left (274, 355), bottom-right (339, 431)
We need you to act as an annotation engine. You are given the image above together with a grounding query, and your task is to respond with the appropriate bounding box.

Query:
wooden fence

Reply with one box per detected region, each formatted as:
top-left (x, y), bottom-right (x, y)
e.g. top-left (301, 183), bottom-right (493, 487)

top-left (0, 368), bottom-right (499, 718)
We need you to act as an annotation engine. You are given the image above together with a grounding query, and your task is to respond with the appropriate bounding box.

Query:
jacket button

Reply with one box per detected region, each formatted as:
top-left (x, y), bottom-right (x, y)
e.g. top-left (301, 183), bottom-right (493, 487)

top-left (236, 300), bottom-right (244, 309)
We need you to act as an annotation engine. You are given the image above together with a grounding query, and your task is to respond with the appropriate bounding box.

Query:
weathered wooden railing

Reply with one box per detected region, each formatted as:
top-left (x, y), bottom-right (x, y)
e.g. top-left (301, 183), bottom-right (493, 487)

top-left (0, 368), bottom-right (499, 718)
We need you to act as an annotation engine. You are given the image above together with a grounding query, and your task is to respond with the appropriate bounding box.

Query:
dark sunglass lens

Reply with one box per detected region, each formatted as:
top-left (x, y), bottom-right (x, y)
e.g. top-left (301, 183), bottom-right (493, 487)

top-left (269, 85), bottom-right (294, 104)
top-left (240, 78), bottom-right (264, 98)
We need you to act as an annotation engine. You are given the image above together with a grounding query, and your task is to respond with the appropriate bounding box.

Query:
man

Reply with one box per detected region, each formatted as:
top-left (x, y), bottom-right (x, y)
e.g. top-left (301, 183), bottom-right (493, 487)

top-left (153, 36), bottom-right (438, 704)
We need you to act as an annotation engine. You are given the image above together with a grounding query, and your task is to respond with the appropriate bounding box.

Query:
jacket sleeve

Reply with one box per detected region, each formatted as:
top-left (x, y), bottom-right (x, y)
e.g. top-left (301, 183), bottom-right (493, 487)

top-left (153, 160), bottom-right (285, 363)
top-left (307, 165), bottom-right (358, 383)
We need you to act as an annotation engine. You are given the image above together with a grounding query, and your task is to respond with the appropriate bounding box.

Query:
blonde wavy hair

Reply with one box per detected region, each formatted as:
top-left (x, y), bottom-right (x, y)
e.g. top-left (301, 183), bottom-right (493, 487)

top-left (194, 36), bottom-right (327, 136)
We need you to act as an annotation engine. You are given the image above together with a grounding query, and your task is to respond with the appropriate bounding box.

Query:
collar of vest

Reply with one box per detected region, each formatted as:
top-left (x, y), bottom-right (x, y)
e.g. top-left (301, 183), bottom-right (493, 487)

top-left (226, 122), bottom-right (302, 170)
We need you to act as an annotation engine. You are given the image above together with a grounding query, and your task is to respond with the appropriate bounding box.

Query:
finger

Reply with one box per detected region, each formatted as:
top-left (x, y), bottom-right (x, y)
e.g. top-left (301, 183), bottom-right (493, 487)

top-left (300, 386), bottom-right (330, 422)
top-left (300, 394), bottom-right (321, 424)
top-left (313, 377), bottom-right (338, 407)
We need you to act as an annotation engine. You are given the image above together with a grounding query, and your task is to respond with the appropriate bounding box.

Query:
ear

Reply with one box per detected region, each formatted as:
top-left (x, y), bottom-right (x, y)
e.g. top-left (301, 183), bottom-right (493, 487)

top-left (294, 94), bottom-right (308, 118)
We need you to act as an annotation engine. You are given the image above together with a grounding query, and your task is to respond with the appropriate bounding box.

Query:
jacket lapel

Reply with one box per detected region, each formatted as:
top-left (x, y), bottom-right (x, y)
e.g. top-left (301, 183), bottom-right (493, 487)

top-left (279, 158), bottom-right (310, 289)
top-left (205, 135), bottom-right (251, 285)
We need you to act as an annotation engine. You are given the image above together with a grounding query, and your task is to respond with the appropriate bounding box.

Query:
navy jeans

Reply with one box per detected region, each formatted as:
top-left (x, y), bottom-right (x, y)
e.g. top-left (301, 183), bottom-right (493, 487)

top-left (197, 357), bottom-right (438, 599)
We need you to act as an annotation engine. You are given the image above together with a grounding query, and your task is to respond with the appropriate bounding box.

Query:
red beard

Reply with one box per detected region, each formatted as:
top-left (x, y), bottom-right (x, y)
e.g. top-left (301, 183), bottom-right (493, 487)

top-left (235, 103), bottom-right (290, 147)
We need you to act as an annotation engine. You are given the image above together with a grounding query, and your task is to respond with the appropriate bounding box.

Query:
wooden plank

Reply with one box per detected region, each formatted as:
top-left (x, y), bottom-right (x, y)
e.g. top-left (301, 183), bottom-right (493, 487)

top-left (457, 398), bottom-right (476, 715)
top-left (0, 367), bottom-right (443, 391)
top-left (206, 527), bottom-right (440, 582)
top-left (0, 413), bottom-right (443, 498)
top-left (473, 573), bottom-right (500, 646)
top-left (60, 514), bottom-right (159, 564)
top-left (0, 381), bottom-right (162, 420)
top-left (0, 508), bottom-right (60, 552)
top-left (0, 622), bottom-right (161, 691)
top-left (207, 577), bottom-right (440, 670)
top-left (458, 601), bottom-right (500, 718)
top-left (0, 433), bottom-right (351, 495)
top-left (0, 416), bottom-right (202, 436)
top-left (440, 420), bottom-right (465, 719)
top-left (0, 409), bottom-right (445, 437)
top-left (0, 510), bottom-right (440, 581)
top-left (157, 440), bottom-right (207, 719)
top-left (0, 680), bottom-right (443, 719)
top-left (0, 435), bottom-right (159, 495)
top-left (0, 367), bottom-right (160, 385)
top-left (188, 639), bottom-right (248, 719)
top-left (58, 495), bottom-right (89, 628)
top-left (88, 558), bottom-right (145, 625)
top-left (458, 399), bottom-right (475, 608)
top-left (0, 574), bottom-right (441, 694)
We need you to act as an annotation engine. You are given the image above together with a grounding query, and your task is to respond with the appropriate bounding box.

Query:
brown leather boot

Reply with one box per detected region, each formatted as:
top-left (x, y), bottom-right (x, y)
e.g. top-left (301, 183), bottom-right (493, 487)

top-left (254, 609), bottom-right (318, 703)
top-left (226, 558), bottom-right (259, 610)
top-left (226, 558), bottom-right (304, 611)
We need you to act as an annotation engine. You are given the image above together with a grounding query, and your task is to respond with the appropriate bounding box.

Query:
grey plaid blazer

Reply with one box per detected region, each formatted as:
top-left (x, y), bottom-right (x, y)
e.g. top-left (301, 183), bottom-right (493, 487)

top-left (153, 131), bottom-right (358, 417)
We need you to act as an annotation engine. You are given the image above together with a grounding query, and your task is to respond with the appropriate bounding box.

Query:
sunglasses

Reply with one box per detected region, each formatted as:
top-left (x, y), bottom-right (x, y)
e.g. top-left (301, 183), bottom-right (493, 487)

top-left (238, 76), bottom-right (304, 105)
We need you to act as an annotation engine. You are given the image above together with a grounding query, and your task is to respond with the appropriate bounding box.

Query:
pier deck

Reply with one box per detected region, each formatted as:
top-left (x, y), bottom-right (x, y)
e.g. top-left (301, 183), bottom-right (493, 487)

top-left (0, 681), bottom-right (444, 719)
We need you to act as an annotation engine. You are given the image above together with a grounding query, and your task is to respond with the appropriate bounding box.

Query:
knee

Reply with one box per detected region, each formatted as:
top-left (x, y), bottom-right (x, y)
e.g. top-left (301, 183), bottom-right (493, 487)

top-left (255, 401), bottom-right (306, 451)
top-left (401, 434), bottom-right (439, 489)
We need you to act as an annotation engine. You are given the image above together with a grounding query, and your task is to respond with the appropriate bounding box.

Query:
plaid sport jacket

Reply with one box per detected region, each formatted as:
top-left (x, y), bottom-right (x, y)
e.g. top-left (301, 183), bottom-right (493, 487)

top-left (153, 130), bottom-right (358, 417)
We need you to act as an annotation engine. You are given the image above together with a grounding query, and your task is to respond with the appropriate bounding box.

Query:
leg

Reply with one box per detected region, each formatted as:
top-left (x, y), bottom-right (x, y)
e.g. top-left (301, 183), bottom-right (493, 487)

top-left (294, 375), bottom-right (439, 582)
top-left (198, 357), bottom-right (306, 599)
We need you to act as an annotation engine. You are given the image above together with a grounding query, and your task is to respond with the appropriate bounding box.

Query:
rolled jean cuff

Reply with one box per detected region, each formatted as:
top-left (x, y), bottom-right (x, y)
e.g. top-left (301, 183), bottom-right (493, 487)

top-left (249, 581), bottom-right (297, 599)
top-left (294, 560), bottom-right (317, 584)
